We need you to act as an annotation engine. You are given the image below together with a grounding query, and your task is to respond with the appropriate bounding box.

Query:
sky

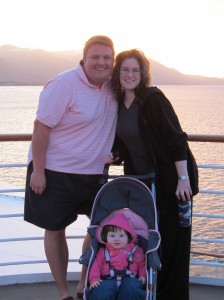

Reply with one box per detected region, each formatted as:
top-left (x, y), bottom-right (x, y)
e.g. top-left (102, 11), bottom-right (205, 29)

top-left (1, 0), bottom-right (224, 78)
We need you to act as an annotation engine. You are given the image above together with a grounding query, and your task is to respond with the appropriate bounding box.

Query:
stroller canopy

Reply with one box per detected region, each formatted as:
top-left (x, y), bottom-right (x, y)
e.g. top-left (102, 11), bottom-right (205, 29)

top-left (90, 177), bottom-right (158, 231)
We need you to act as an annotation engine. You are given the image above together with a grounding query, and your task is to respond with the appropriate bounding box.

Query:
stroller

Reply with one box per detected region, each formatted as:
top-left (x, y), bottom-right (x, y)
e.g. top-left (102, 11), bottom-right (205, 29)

top-left (79, 173), bottom-right (161, 300)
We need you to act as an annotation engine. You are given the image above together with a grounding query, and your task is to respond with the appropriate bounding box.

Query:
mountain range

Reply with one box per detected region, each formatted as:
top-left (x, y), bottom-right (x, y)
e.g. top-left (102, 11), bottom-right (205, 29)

top-left (0, 44), bottom-right (224, 85)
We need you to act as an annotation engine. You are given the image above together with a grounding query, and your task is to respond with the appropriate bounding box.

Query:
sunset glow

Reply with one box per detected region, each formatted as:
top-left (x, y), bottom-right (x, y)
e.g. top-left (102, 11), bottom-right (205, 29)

top-left (1, 0), bottom-right (224, 78)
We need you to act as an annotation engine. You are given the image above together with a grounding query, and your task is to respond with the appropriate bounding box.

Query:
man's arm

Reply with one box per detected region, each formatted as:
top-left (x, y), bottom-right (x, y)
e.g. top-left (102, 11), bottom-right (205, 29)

top-left (30, 119), bottom-right (50, 195)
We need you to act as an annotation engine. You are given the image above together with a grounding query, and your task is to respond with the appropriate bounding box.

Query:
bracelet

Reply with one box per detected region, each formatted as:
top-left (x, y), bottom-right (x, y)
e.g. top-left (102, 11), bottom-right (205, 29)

top-left (178, 175), bottom-right (189, 181)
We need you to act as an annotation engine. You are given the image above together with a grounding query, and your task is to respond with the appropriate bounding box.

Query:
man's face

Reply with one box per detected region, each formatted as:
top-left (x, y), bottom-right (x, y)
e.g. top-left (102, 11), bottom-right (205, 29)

top-left (83, 44), bottom-right (114, 87)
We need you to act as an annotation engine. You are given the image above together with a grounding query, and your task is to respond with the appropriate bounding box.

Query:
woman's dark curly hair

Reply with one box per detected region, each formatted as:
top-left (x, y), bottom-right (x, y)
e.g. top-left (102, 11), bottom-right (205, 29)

top-left (111, 49), bottom-right (151, 102)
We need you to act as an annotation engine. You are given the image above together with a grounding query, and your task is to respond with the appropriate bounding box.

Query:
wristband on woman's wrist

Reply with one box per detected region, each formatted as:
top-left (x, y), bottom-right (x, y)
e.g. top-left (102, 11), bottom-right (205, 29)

top-left (178, 175), bottom-right (189, 181)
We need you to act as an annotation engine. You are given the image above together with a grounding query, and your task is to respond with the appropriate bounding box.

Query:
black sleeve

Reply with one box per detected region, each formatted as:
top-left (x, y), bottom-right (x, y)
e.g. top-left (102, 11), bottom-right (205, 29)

top-left (144, 92), bottom-right (188, 162)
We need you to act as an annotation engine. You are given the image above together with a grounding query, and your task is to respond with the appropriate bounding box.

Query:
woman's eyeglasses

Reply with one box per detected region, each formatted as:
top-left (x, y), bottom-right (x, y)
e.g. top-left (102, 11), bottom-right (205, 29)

top-left (120, 68), bottom-right (141, 75)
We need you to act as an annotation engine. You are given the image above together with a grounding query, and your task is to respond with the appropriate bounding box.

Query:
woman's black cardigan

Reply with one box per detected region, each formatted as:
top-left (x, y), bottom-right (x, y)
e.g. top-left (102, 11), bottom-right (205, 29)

top-left (113, 86), bottom-right (198, 209)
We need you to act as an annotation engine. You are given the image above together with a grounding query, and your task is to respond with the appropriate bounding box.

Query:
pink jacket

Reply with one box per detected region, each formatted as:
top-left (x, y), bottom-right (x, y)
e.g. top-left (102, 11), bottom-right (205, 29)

top-left (89, 213), bottom-right (146, 284)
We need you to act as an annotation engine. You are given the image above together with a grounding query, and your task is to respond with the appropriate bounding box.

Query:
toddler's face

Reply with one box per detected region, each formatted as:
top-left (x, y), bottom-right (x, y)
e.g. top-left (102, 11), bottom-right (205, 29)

top-left (107, 228), bottom-right (129, 249)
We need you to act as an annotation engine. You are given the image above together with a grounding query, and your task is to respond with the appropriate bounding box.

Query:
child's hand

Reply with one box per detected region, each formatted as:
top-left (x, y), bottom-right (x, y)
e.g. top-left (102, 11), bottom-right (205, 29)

top-left (90, 279), bottom-right (102, 289)
top-left (104, 152), bottom-right (119, 165)
top-left (139, 276), bottom-right (146, 285)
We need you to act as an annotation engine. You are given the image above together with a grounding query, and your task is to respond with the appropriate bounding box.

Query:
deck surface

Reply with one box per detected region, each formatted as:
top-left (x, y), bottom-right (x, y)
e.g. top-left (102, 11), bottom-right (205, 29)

top-left (0, 281), bottom-right (224, 300)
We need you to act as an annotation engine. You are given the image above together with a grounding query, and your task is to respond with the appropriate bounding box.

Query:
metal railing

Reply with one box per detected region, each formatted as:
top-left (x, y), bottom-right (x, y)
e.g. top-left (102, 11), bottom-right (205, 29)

top-left (0, 133), bottom-right (224, 286)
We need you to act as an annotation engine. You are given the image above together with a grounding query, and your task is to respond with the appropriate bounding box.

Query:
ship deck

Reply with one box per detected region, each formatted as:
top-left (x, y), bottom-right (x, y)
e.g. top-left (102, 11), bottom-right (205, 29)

top-left (0, 281), bottom-right (224, 300)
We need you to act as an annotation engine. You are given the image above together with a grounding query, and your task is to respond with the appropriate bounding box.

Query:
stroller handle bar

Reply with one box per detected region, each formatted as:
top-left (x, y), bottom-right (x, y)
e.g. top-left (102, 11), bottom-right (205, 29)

top-left (108, 171), bottom-right (156, 185)
top-left (100, 153), bottom-right (156, 186)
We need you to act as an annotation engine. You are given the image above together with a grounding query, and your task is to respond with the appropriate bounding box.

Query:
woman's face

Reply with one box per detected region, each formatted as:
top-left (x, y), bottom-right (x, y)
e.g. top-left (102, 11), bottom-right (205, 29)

top-left (119, 58), bottom-right (141, 91)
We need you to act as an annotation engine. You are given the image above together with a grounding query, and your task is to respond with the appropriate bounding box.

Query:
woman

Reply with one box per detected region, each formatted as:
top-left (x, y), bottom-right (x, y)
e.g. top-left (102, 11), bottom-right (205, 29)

top-left (106, 49), bottom-right (199, 300)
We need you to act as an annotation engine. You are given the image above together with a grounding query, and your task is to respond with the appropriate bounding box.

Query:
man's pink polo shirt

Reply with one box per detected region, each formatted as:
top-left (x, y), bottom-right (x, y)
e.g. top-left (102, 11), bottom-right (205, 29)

top-left (28, 63), bottom-right (118, 174)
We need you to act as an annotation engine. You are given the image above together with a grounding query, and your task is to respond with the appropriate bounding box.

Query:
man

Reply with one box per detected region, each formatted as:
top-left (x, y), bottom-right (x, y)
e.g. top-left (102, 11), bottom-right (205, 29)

top-left (24, 35), bottom-right (117, 300)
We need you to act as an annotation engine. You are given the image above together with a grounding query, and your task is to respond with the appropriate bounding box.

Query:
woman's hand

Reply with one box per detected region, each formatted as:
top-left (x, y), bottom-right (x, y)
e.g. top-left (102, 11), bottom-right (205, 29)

top-left (175, 160), bottom-right (192, 201)
top-left (104, 152), bottom-right (119, 165)
top-left (176, 179), bottom-right (192, 201)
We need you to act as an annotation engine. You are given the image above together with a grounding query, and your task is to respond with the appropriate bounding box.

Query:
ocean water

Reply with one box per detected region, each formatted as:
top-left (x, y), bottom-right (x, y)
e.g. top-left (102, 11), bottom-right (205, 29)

top-left (0, 85), bottom-right (224, 275)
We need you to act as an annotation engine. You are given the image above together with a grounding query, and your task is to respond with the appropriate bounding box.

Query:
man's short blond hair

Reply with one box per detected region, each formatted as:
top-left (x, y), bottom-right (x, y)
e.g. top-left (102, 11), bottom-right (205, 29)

top-left (83, 35), bottom-right (114, 57)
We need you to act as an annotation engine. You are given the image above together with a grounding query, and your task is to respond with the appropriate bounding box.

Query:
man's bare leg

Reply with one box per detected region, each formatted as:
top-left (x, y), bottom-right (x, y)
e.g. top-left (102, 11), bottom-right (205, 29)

top-left (44, 229), bottom-right (72, 299)
top-left (76, 234), bottom-right (91, 296)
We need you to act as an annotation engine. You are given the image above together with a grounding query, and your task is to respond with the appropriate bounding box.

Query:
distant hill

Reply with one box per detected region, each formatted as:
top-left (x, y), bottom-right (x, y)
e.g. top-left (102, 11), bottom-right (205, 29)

top-left (0, 44), bottom-right (224, 85)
